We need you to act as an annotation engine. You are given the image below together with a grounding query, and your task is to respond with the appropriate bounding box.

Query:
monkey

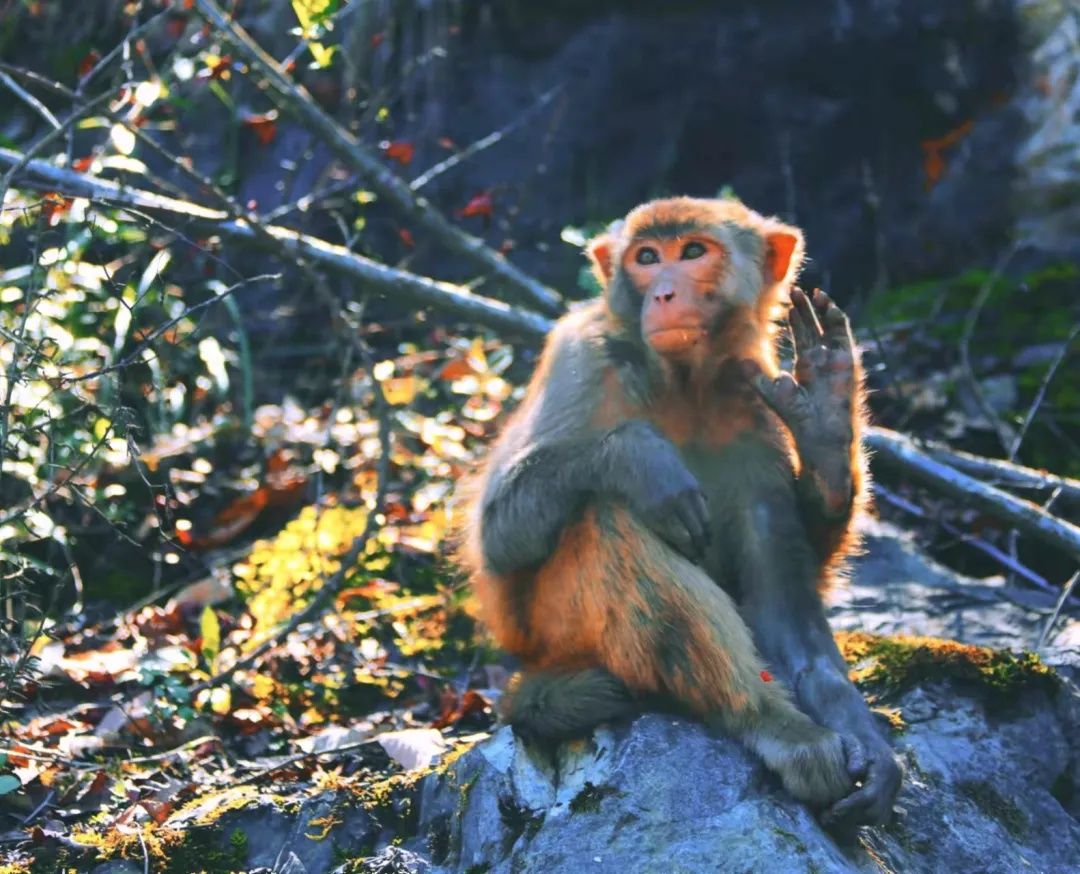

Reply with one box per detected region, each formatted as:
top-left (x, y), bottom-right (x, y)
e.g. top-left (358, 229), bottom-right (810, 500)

top-left (457, 197), bottom-right (902, 827)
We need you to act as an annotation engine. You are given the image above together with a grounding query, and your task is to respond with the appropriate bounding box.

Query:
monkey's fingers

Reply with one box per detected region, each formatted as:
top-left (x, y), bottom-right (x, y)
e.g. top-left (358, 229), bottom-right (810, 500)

top-left (813, 290), bottom-right (855, 353)
top-left (740, 359), bottom-right (787, 409)
top-left (789, 288), bottom-right (825, 356)
top-left (676, 490), bottom-right (711, 560)
top-left (841, 734), bottom-right (869, 781)
top-left (822, 754), bottom-right (901, 828)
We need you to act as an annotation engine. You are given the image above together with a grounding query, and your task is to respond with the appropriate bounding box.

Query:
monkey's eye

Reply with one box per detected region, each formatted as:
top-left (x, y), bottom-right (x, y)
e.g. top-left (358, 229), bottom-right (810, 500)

top-left (681, 241), bottom-right (707, 260)
top-left (635, 247), bottom-right (660, 266)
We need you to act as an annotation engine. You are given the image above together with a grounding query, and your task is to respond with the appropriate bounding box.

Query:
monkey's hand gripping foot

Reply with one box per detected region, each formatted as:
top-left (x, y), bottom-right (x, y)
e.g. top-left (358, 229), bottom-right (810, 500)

top-left (743, 288), bottom-right (857, 518)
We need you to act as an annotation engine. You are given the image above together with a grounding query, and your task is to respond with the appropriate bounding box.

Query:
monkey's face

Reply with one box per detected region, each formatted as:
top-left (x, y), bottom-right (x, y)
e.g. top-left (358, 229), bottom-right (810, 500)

top-left (622, 234), bottom-right (728, 359)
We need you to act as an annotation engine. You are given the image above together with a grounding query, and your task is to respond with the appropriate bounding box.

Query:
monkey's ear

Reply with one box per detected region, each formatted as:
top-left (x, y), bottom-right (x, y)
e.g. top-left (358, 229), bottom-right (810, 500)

top-left (763, 226), bottom-right (804, 286)
top-left (587, 221), bottom-right (624, 288)
top-left (588, 235), bottom-right (614, 286)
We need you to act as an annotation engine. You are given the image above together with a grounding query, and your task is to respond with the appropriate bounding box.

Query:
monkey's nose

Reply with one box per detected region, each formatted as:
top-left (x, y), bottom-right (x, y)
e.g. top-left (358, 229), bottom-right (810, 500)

top-left (653, 285), bottom-right (675, 302)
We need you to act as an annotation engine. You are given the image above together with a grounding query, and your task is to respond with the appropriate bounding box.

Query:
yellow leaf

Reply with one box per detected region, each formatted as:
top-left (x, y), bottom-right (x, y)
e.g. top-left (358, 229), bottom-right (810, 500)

top-left (199, 606), bottom-right (220, 668)
top-left (308, 42), bottom-right (337, 69)
top-left (209, 685), bottom-right (231, 715)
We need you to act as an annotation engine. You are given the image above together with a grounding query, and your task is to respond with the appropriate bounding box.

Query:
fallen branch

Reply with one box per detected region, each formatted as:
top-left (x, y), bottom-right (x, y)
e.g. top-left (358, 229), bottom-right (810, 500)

top-left (0, 147), bottom-right (553, 341)
top-left (193, 0), bottom-right (564, 317)
top-left (865, 427), bottom-right (1080, 562)
top-left (914, 437), bottom-right (1080, 506)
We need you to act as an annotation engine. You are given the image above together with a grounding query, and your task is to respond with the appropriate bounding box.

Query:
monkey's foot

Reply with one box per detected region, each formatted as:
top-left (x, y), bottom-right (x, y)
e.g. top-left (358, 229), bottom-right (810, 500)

top-left (748, 714), bottom-right (854, 807)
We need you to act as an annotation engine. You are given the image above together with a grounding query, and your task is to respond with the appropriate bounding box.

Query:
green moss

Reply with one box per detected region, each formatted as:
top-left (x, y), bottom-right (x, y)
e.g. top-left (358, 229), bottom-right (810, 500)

top-left (957, 779), bottom-right (1027, 837)
top-left (569, 781), bottom-right (623, 814)
top-left (465, 864), bottom-right (491, 874)
top-left (836, 632), bottom-right (1057, 701)
top-left (497, 794), bottom-right (543, 849)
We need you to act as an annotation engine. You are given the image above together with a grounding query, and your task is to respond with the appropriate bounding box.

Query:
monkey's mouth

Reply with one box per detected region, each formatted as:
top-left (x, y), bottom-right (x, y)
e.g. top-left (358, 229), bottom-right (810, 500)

top-left (647, 325), bottom-right (707, 355)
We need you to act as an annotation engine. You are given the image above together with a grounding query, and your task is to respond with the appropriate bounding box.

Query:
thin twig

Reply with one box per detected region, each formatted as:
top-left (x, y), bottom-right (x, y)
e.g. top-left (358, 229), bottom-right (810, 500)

top-left (1009, 319), bottom-right (1080, 461)
top-left (410, 83), bottom-right (566, 191)
top-left (0, 68), bottom-right (60, 129)
top-left (0, 89), bottom-right (118, 205)
top-left (1036, 570), bottom-right (1080, 650)
top-left (957, 244), bottom-right (1020, 452)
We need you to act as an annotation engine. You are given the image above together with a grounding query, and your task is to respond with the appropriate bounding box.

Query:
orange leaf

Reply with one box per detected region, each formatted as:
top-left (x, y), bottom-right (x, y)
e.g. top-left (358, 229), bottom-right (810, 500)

top-left (383, 140), bottom-right (415, 165)
top-left (760, 670), bottom-right (774, 683)
top-left (72, 156), bottom-right (94, 172)
top-left (438, 358), bottom-right (475, 381)
top-left (433, 689), bottom-right (491, 729)
top-left (921, 119), bottom-right (974, 191)
top-left (456, 191), bottom-right (494, 219)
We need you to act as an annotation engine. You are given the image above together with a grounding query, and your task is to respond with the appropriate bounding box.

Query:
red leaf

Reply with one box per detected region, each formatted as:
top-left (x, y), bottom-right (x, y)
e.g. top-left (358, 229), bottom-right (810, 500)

top-left (760, 670), bottom-right (774, 683)
top-left (166, 16), bottom-right (187, 40)
top-left (383, 140), bottom-right (415, 166)
top-left (242, 112), bottom-right (278, 146)
top-left (398, 228), bottom-right (415, 247)
top-left (72, 156), bottom-right (94, 172)
top-left (371, 32), bottom-right (386, 48)
top-left (78, 50), bottom-right (101, 79)
top-left (456, 191), bottom-right (494, 219)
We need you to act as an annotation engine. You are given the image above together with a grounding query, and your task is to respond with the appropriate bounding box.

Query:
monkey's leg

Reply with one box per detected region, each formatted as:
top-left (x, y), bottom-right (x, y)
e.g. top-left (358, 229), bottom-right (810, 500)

top-left (522, 503), bottom-right (853, 806)
top-left (501, 668), bottom-right (637, 743)
top-left (732, 480), bottom-right (903, 826)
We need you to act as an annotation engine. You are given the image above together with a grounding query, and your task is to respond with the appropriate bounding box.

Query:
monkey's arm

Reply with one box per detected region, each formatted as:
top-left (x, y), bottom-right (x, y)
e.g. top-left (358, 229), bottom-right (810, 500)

top-left (479, 330), bottom-right (708, 575)
top-left (744, 289), bottom-right (863, 548)
top-left (734, 485), bottom-right (902, 827)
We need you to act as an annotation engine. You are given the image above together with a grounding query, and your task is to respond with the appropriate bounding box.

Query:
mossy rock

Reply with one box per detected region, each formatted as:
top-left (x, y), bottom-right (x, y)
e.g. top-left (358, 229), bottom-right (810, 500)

top-left (836, 631), bottom-right (1057, 701)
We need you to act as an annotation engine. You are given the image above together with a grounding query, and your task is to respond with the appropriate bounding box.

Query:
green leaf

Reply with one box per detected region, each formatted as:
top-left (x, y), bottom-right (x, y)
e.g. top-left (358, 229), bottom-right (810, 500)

top-left (200, 606), bottom-right (221, 668)
top-left (0, 775), bottom-right (21, 796)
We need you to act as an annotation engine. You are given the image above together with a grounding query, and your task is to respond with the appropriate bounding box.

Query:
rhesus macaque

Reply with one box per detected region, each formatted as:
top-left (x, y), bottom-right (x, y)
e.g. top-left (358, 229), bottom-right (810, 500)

top-left (458, 197), bottom-right (902, 826)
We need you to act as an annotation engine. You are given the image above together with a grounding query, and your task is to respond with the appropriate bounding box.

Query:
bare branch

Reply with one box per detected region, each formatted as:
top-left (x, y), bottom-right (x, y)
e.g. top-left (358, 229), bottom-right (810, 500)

top-left (0, 147), bottom-right (553, 341)
top-left (865, 426), bottom-right (1080, 562)
top-left (914, 436), bottom-right (1080, 506)
top-left (193, 0), bottom-right (564, 316)
top-left (0, 68), bottom-right (60, 129)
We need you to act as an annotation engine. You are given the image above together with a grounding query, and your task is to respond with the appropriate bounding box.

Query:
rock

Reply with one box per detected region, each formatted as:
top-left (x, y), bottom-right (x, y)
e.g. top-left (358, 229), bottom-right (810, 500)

top-left (415, 670), bottom-right (1080, 874)
top-left (831, 518), bottom-right (1079, 653)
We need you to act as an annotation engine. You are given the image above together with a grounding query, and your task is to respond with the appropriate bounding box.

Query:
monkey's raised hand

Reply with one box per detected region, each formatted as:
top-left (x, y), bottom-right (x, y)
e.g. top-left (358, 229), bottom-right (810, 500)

top-left (742, 289), bottom-right (857, 518)
top-left (601, 420), bottom-right (710, 561)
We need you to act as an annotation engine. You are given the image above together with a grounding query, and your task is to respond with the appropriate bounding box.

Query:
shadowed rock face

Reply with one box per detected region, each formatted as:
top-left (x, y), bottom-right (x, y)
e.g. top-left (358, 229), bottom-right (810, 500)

top-left (416, 678), bottom-right (1080, 874)
top-left (329, 0), bottom-right (1027, 298)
